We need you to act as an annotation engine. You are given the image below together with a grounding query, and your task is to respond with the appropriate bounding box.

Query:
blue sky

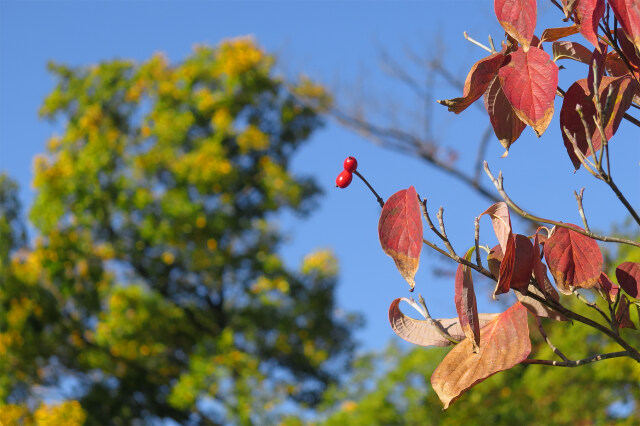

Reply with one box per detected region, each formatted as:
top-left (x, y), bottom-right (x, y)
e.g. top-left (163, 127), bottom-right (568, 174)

top-left (1, 0), bottom-right (639, 354)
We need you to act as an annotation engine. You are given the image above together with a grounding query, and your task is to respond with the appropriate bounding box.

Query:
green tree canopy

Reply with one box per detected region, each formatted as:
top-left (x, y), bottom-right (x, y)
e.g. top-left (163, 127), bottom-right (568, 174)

top-left (0, 38), bottom-right (356, 424)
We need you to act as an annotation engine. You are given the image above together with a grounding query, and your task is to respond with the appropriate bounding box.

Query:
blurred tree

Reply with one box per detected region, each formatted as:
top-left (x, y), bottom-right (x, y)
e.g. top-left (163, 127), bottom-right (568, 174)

top-left (0, 38), bottom-right (357, 424)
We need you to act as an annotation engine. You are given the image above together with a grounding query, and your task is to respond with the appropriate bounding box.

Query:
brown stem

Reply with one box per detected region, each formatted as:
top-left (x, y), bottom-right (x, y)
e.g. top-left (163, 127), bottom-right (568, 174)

top-left (535, 316), bottom-right (570, 363)
top-left (353, 170), bottom-right (384, 208)
top-left (483, 162), bottom-right (640, 248)
top-left (522, 351), bottom-right (630, 367)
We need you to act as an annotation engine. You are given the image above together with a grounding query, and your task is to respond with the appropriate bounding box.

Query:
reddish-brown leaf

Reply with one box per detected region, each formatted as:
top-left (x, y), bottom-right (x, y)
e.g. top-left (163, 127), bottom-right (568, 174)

top-left (609, 0), bottom-right (640, 51)
top-left (597, 272), bottom-right (620, 302)
top-left (515, 284), bottom-right (568, 321)
top-left (616, 295), bottom-right (637, 329)
top-left (616, 28), bottom-right (640, 71)
top-left (494, 233), bottom-right (516, 297)
top-left (488, 244), bottom-right (504, 279)
top-left (587, 42), bottom-right (608, 94)
top-left (455, 252), bottom-right (481, 352)
top-left (533, 231), bottom-right (560, 301)
top-left (605, 52), bottom-right (632, 77)
top-left (540, 25), bottom-right (580, 42)
top-left (552, 41), bottom-right (593, 63)
top-left (479, 202), bottom-right (512, 253)
top-left (495, 0), bottom-right (537, 50)
top-left (616, 261), bottom-right (640, 298)
top-left (431, 302), bottom-right (531, 409)
top-left (499, 46), bottom-right (558, 136)
top-left (494, 233), bottom-right (534, 297)
top-left (388, 298), bottom-right (498, 347)
top-left (378, 186), bottom-right (423, 291)
top-left (544, 224), bottom-right (603, 294)
top-left (439, 53), bottom-right (506, 113)
top-left (576, 0), bottom-right (606, 49)
top-left (562, 76), bottom-right (637, 169)
top-left (484, 76), bottom-right (527, 153)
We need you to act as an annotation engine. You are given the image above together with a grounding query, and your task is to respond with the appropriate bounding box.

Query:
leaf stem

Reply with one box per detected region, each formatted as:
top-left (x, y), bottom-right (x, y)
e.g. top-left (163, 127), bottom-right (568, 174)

top-left (353, 170), bottom-right (384, 208)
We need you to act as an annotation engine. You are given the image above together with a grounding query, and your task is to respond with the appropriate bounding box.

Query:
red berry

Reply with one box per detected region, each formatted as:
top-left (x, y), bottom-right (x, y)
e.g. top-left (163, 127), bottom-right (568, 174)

top-left (343, 156), bottom-right (358, 173)
top-left (335, 170), bottom-right (352, 188)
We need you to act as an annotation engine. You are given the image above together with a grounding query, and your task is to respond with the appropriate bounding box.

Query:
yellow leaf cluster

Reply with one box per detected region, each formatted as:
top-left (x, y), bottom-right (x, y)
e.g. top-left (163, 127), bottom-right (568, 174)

top-left (237, 125), bottom-right (270, 154)
top-left (301, 249), bottom-right (338, 278)
top-left (215, 37), bottom-right (265, 77)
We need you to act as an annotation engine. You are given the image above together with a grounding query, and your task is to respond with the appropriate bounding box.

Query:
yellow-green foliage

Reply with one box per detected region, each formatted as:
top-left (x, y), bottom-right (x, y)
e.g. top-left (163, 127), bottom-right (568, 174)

top-left (1, 38), bottom-right (351, 424)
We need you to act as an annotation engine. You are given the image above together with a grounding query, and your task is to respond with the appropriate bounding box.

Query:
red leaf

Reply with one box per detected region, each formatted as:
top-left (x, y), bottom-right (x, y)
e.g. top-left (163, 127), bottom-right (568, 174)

top-left (439, 53), bottom-right (506, 113)
top-left (616, 295), bottom-right (637, 329)
top-left (431, 302), bottom-right (531, 409)
top-left (515, 284), bottom-right (567, 321)
top-left (544, 224), bottom-right (603, 294)
top-left (576, 0), bottom-right (606, 49)
top-left (616, 28), bottom-right (640, 71)
top-left (499, 46), bottom-right (558, 136)
top-left (597, 272), bottom-right (620, 302)
top-left (587, 42), bottom-right (608, 94)
top-left (552, 41), bottom-right (593, 63)
top-left (479, 202), bottom-right (512, 253)
top-left (540, 25), bottom-right (580, 42)
top-left (378, 186), bottom-right (423, 291)
top-left (560, 76), bottom-right (637, 170)
top-left (533, 231), bottom-right (560, 301)
top-left (495, 0), bottom-right (537, 50)
top-left (494, 233), bottom-right (534, 297)
top-left (487, 244), bottom-right (504, 279)
top-left (605, 52), bottom-right (632, 77)
top-left (484, 76), bottom-right (527, 153)
top-left (494, 232), bottom-right (516, 297)
top-left (388, 298), bottom-right (497, 347)
top-left (455, 251), bottom-right (481, 352)
top-left (616, 261), bottom-right (640, 298)
top-left (609, 0), bottom-right (640, 51)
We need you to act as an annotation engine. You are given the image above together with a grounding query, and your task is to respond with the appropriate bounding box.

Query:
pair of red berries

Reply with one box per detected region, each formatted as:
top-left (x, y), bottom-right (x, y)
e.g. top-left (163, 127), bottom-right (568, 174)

top-left (336, 156), bottom-right (358, 188)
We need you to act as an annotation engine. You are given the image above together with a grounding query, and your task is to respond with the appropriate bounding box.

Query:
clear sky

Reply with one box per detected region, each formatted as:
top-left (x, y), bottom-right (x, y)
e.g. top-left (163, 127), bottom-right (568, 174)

top-left (1, 0), bottom-right (639, 354)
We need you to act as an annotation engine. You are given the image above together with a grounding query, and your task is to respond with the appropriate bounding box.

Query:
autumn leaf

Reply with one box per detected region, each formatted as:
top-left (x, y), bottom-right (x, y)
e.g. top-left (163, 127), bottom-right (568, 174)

top-left (455, 248), bottom-right (481, 352)
top-left (494, 233), bottom-right (534, 297)
top-left (616, 295), bottom-right (636, 329)
top-left (544, 225), bottom-right (602, 294)
top-left (575, 0), bottom-right (606, 49)
top-left (484, 77), bottom-right (527, 153)
top-left (561, 0), bottom-right (580, 18)
top-left (431, 302), bottom-right (531, 410)
top-left (540, 25), bottom-right (579, 42)
top-left (560, 76), bottom-right (636, 170)
top-left (597, 272), bottom-right (620, 302)
top-left (552, 41), bottom-right (592, 63)
top-left (479, 201), bottom-right (512, 253)
top-left (438, 53), bottom-right (506, 113)
top-left (388, 298), bottom-right (497, 347)
top-left (609, 0), bottom-right (640, 51)
top-left (616, 261), bottom-right (640, 298)
top-left (533, 230), bottom-right (559, 301)
top-left (487, 244), bottom-right (504, 279)
top-left (494, 0), bottom-right (537, 50)
top-left (499, 46), bottom-right (558, 136)
top-left (378, 186), bottom-right (423, 291)
top-left (615, 28), bottom-right (640, 70)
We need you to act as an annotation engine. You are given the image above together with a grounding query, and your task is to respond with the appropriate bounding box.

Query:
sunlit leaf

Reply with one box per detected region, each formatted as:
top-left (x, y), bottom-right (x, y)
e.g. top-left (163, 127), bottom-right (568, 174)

top-left (544, 224), bottom-right (602, 294)
top-left (431, 302), bottom-right (531, 410)
top-left (484, 77), bottom-right (527, 153)
top-left (616, 261), bottom-right (640, 298)
top-left (494, 0), bottom-right (537, 50)
top-left (378, 186), bottom-right (423, 291)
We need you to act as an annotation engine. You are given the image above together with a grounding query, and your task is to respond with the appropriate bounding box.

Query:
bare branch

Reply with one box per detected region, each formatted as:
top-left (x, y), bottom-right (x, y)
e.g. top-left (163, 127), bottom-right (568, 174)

top-left (522, 351), bottom-right (630, 367)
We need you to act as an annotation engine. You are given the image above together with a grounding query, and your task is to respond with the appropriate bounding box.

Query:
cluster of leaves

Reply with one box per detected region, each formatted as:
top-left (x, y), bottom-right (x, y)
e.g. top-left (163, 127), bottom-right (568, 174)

top-left (440, 0), bottom-right (640, 165)
top-left (360, 0), bottom-right (640, 410)
top-left (0, 39), bottom-right (357, 423)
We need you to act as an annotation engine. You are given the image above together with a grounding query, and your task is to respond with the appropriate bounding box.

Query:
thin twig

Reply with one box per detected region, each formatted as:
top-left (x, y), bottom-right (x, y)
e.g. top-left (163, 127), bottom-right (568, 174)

top-left (474, 217), bottom-right (482, 269)
top-left (573, 289), bottom-right (612, 327)
top-left (522, 351), bottom-right (630, 367)
top-left (573, 188), bottom-right (590, 232)
top-left (437, 207), bottom-right (457, 256)
top-left (418, 294), bottom-right (460, 345)
top-left (535, 316), bottom-right (570, 363)
top-left (483, 162), bottom-right (640, 248)
top-left (463, 31), bottom-right (493, 53)
top-left (419, 197), bottom-right (447, 241)
top-left (353, 170), bottom-right (384, 208)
